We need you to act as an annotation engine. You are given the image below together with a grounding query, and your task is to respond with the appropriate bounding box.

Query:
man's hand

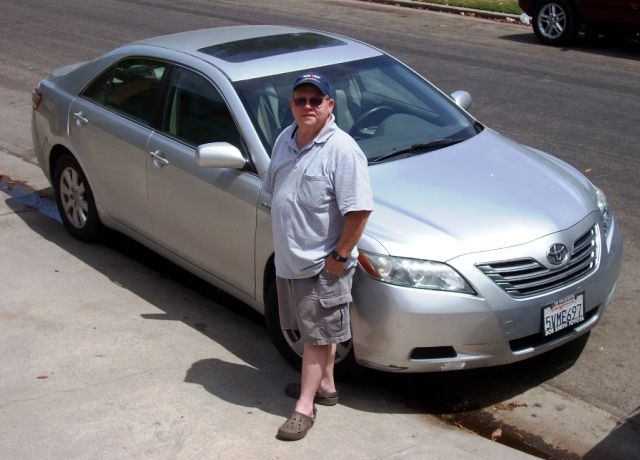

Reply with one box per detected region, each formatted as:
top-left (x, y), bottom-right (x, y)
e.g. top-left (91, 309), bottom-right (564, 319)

top-left (325, 210), bottom-right (372, 277)
top-left (325, 255), bottom-right (346, 277)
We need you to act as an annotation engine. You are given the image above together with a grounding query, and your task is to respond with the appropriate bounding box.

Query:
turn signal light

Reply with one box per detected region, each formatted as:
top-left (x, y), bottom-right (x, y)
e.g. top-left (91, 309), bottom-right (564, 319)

top-left (32, 88), bottom-right (43, 110)
top-left (357, 252), bottom-right (381, 279)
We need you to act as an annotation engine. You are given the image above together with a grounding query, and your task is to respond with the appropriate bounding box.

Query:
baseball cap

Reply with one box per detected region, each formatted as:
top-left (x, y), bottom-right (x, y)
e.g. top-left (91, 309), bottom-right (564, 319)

top-left (292, 72), bottom-right (332, 97)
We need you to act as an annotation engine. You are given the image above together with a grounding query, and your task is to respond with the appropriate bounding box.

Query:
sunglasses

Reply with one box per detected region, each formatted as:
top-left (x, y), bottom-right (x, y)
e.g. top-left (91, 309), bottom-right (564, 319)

top-left (292, 96), bottom-right (329, 108)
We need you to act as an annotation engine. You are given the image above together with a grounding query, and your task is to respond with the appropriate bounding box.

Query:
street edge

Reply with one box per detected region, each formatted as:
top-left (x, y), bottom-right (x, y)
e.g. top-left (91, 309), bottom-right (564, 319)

top-left (360, 0), bottom-right (524, 21)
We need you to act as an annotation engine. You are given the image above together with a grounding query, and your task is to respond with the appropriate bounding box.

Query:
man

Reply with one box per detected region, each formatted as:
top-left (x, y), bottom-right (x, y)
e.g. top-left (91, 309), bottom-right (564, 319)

top-left (262, 72), bottom-right (373, 441)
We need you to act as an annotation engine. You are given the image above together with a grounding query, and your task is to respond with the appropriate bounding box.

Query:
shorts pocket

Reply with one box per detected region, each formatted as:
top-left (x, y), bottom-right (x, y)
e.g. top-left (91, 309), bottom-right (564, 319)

top-left (320, 293), bottom-right (352, 309)
top-left (297, 175), bottom-right (329, 209)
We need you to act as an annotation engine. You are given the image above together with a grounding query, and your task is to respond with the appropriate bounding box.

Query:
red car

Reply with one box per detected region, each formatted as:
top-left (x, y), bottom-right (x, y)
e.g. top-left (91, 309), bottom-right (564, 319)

top-left (519, 0), bottom-right (640, 45)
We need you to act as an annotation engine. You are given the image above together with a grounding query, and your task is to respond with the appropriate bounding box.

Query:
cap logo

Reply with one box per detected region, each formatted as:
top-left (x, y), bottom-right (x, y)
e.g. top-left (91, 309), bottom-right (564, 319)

top-left (302, 73), bottom-right (321, 81)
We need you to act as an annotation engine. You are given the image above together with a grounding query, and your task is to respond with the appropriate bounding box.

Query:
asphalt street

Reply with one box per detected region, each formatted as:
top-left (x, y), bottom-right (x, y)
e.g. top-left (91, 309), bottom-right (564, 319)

top-left (1, 0), bottom-right (639, 457)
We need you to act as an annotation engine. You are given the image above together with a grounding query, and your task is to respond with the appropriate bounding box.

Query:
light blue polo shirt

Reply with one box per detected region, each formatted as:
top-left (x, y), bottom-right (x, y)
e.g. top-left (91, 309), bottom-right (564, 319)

top-left (263, 115), bottom-right (374, 279)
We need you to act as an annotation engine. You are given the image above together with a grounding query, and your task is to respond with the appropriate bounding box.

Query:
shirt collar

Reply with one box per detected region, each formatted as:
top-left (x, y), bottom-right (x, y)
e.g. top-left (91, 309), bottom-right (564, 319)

top-left (288, 114), bottom-right (337, 153)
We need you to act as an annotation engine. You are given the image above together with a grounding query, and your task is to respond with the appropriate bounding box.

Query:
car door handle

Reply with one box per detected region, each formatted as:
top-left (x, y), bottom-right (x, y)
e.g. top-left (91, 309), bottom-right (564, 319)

top-left (73, 111), bottom-right (89, 124)
top-left (149, 150), bottom-right (170, 166)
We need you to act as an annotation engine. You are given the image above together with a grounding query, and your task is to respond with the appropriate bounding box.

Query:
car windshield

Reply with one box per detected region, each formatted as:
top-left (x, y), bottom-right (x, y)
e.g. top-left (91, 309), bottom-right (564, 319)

top-left (233, 55), bottom-right (480, 163)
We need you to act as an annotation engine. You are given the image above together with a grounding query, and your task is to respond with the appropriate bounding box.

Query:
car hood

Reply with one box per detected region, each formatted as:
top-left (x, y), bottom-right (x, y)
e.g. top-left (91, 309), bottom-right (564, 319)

top-left (364, 129), bottom-right (596, 261)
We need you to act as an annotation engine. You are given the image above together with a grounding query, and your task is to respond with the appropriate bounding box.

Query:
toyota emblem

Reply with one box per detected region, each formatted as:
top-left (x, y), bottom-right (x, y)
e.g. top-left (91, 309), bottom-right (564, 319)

top-left (547, 244), bottom-right (569, 265)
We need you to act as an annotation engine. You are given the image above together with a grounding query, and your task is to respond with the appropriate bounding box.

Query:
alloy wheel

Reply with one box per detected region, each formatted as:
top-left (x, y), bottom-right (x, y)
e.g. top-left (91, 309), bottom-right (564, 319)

top-left (538, 3), bottom-right (567, 40)
top-left (59, 166), bottom-right (88, 229)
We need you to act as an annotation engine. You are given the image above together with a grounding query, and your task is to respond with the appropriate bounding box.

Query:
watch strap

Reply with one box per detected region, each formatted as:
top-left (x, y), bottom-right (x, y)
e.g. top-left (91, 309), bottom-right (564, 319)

top-left (331, 250), bottom-right (348, 263)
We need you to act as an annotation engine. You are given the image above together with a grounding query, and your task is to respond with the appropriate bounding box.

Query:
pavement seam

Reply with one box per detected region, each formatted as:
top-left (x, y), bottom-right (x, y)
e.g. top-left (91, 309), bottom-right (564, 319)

top-left (378, 438), bottom-right (434, 459)
top-left (381, 412), bottom-right (511, 460)
top-left (0, 366), bottom-right (172, 409)
top-left (537, 381), bottom-right (623, 423)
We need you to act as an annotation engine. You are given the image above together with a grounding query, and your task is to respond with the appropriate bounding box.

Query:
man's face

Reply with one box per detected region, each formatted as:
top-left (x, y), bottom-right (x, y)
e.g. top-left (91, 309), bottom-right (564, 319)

top-left (290, 84), bottom-right (334, 131)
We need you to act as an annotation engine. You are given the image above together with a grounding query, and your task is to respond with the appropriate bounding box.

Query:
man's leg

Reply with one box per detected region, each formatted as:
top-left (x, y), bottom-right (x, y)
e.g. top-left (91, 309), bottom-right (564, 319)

top-left (294, 343), bottom-right (337, 417)
top-left (319, 343), bottom-right (337, 394)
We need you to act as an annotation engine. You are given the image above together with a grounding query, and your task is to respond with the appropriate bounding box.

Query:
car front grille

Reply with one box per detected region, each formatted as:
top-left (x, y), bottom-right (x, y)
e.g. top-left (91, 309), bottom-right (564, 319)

top-left (476, 226), bottom-right (598, 298)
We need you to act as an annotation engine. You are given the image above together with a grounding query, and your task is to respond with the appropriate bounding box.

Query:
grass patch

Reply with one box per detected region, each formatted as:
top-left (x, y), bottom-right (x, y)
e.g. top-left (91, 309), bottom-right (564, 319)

top-left (415, 0), bottom-right (523, 14)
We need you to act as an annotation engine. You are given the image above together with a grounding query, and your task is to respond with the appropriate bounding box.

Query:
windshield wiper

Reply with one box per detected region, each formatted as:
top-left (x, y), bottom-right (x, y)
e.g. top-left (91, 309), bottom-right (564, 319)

top-left (371, 138), bottom-right (465, 163)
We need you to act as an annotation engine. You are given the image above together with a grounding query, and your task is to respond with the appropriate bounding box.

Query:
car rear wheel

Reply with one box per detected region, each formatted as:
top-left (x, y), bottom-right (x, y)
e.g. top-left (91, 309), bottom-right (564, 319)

top-left (54, 153), bottom-right (104, 242)
top-left (533, 0), bottom-right (580, 46)
top-left (264, 281), bottom-right (364, 381)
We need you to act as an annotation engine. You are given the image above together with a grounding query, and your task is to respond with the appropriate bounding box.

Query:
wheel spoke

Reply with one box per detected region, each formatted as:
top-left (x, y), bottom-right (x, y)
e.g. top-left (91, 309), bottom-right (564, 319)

top-left (284, 330), bottom-right (305, 356)
top-left (72, 208), bottom-right (83, 227)
top-left (60, 181), bottom-right (71, 197)
top-left (63, 199), bottom-right (74, 214)
top-left (335, 341), bottom-right (352, 360)
top-left (70, 170), bottom-right (80, 189)
top-left (63, 169), bottom-right (74, 189)
top-left (78, 207), bottom-right (88, 225)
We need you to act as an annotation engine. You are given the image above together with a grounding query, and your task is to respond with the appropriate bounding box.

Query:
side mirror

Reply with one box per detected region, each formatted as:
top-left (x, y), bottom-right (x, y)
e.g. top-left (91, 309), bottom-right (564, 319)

top-left (450, 91), bottom-right (472, 111)
top-left (196, 142), bottom-right (246, 169)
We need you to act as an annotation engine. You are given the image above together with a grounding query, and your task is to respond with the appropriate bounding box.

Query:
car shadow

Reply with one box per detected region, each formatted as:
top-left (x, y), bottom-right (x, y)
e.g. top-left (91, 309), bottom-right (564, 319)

top-left (584, 408), bottom-right (640, 459)
top-left (4, 191), bottom-right (593, 419)
top-left (3, 193), bottom-right (414, 418)
top-left (371, 332), bottom-right (590, 415)
top-left (499, 32), bottom-right (640, 61)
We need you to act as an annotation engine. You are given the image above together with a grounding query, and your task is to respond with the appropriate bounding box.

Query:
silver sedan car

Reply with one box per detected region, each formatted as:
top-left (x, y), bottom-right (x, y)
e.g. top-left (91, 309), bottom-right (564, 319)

top-left (31, 25), bottom-right (623, 379)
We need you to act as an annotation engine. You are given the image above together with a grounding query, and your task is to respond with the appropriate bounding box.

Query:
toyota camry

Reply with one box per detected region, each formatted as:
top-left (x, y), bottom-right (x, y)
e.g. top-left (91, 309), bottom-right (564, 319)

top-left (31, 26), bottom-right (623, 378)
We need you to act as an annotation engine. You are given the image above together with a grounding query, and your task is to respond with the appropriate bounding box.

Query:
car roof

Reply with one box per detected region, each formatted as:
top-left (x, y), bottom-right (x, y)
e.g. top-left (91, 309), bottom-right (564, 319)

top-left (131, 25), bottom-right (383, 81)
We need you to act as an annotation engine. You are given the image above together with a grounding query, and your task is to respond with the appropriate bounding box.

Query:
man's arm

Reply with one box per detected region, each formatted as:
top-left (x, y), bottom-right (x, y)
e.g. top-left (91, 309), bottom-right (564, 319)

top-left (325, 210), bottom-right (372, 277)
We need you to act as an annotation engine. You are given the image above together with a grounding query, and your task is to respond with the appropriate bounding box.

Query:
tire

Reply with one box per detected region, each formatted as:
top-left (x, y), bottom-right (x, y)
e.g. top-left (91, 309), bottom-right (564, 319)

top-left (264, 281), bottom-right (364, 381)
top-left (533, 0), bottom-right (580, 46)
top-left (53, 153), bottom-right (104, 242)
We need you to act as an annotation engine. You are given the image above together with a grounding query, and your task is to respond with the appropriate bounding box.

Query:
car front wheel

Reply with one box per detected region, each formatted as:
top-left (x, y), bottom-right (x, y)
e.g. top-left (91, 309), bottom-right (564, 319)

top-left (533, 0), bottom-right (580, 46)
top-left (53, 153), bottom-right (104, 242)
top-left (264, 281), bottom-right (364, 381)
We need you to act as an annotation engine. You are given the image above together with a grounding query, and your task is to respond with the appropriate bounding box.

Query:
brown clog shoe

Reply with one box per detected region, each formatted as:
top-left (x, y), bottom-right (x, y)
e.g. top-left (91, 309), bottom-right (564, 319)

top-left (277, 407), bottom-right (316, 441)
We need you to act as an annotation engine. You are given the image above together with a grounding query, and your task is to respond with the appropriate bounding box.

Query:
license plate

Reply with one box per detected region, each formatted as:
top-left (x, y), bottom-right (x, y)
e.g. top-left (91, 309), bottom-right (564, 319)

top-left (543, 292), bottom-right (585, 336)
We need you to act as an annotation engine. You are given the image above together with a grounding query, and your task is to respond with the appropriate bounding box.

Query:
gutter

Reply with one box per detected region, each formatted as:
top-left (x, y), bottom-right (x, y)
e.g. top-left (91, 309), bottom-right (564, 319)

top-left (361, 0), bottom-right (525, 22)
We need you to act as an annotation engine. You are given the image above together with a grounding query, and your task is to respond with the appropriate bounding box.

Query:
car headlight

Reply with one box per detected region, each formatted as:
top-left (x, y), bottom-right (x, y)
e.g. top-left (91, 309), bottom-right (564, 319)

top-left (358, 252), bottom-right (475, 294)
top-left (595, 186), bottom-right (612, 238)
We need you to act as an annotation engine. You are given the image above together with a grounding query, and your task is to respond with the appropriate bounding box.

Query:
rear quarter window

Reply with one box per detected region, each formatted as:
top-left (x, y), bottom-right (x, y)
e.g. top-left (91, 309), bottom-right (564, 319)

top-left (82, 58), bottom-right (166, 126)
top-left (106, 59), bottom-right (166, 125)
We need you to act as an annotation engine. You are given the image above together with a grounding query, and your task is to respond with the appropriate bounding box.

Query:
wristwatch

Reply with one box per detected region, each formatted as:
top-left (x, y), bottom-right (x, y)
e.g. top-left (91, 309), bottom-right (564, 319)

top-left (331, 250), bottom-right (348, 263)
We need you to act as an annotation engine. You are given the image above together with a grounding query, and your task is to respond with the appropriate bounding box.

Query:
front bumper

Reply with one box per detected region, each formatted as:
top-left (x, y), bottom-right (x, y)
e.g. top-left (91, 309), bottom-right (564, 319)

top-left (350, 215), bottom-right (623, 372)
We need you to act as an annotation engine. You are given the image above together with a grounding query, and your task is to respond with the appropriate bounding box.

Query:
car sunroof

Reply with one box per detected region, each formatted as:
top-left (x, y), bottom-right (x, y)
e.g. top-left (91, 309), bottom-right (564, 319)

top-left (198, 32), bottom-right (346, 63)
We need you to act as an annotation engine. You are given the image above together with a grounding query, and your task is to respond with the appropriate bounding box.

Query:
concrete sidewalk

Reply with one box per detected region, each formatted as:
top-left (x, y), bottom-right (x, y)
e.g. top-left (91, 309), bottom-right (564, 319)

top-left (0, 151), bottom-right (535, 458)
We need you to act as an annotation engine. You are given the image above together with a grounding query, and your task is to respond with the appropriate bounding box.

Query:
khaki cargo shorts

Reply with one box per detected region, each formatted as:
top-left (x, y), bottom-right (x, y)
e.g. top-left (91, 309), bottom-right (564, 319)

top-left (276, 265), bottom-right (355, 346)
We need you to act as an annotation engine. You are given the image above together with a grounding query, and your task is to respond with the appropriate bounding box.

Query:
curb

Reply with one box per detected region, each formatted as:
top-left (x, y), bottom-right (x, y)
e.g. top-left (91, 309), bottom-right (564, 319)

top-left (363, 0), bottom-right (524, 21)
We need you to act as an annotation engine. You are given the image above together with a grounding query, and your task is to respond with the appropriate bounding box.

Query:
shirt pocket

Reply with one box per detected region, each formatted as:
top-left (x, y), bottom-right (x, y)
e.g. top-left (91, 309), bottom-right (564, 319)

top-left (297, 175), bottom-right (329, 209)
